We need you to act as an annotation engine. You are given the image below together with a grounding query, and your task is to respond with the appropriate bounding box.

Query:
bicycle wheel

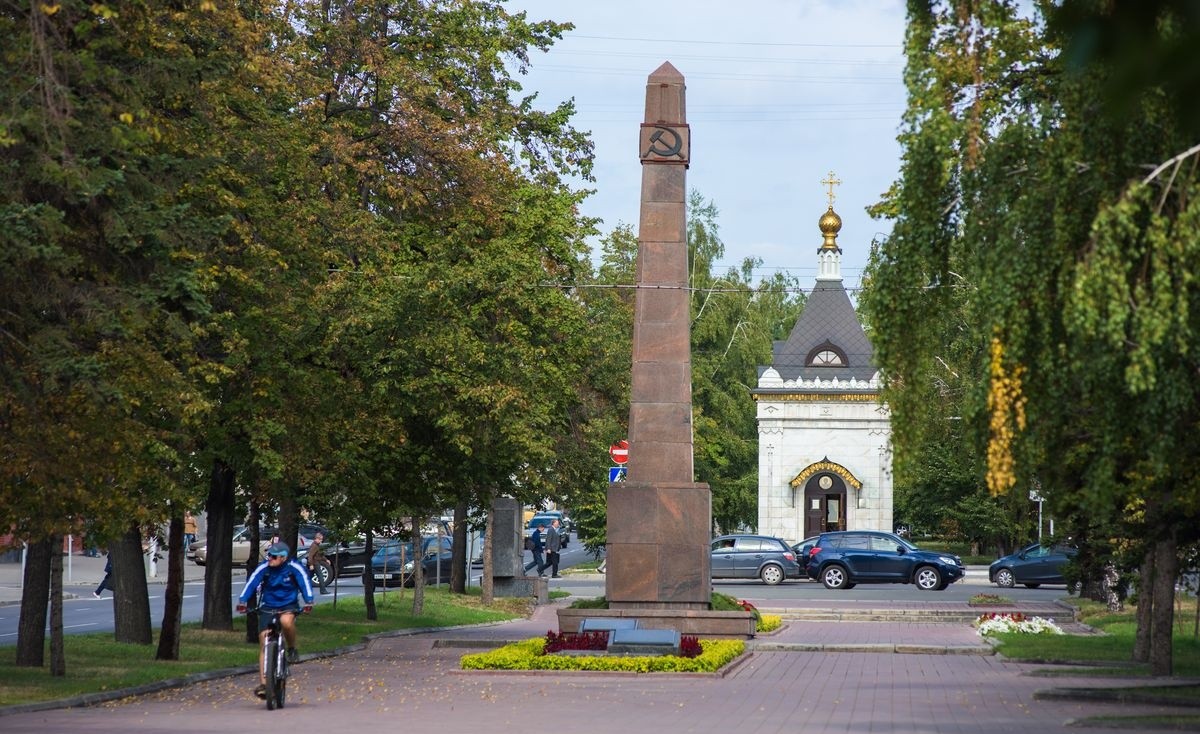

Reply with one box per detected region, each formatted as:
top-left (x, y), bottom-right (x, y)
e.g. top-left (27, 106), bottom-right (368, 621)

top-left (274, 642), bottom-right (288, 708)
top-left (264, 639), bottom-right (280, 710)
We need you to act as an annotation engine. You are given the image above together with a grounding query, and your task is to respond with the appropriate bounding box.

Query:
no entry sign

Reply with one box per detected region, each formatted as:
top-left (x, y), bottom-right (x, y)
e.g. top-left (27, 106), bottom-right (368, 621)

top-left (609, 439), bottom-right (629, 465)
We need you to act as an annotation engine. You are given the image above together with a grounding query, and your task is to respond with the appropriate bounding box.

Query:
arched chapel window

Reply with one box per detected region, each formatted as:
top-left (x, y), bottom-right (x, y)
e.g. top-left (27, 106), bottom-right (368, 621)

top-left (806, 342), bottom-right (846, 367)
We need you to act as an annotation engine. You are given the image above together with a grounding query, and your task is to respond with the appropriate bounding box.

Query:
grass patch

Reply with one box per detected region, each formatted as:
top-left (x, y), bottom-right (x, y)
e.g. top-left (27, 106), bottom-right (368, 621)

top-left (1072, 714), bottom-right (1200, 730)
top-left (0, 588), bottom-right (525, 707)
top-left (991, 597), bottom-right (1200, 677)
top-left (988, 596), bottom-right (1200, 721)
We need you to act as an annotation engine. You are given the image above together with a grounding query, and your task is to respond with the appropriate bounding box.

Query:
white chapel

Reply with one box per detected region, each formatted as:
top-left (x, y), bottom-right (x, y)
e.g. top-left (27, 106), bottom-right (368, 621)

top-left (753, 194), bottom-right (893, 542)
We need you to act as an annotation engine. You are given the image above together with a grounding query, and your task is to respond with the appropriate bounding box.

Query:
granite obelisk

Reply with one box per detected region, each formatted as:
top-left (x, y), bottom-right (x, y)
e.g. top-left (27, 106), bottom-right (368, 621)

top-left (605, 62), bottom-right (711, 610)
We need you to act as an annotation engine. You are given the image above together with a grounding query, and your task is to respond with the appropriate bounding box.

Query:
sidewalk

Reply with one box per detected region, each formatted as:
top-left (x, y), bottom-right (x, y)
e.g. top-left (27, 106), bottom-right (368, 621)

top-left (0, 551), bottom-right (206, 606)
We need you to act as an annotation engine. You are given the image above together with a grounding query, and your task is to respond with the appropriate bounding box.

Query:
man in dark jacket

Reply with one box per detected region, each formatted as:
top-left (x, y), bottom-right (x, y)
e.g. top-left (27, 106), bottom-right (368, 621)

top-left (544, 519), bottom-right (562, 578)
top-left (524, 525), bottom-right (544, 573)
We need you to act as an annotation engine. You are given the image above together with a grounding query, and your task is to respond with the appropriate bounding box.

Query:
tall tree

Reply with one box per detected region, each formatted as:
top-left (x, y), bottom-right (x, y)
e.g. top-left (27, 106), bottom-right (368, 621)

top-left (866, 0), bottom-right (1200, 675)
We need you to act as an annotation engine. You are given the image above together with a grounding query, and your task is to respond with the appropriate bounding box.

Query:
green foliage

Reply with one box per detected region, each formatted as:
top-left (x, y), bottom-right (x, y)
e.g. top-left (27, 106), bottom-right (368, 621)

top-left (867, 0), bottom-right (1200, 673)
top-left (459, 637), bottom-right (745, 673)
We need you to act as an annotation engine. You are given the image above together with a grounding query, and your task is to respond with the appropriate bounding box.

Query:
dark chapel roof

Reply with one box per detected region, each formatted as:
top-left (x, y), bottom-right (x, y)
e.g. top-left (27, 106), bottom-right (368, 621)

top-left (759, 203), bottom-right (878, 386)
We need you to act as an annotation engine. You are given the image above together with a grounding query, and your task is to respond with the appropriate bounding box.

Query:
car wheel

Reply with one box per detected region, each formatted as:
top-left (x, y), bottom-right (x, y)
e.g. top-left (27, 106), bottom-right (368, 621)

top-left (821, 565), bottom-right (849, 590)
top-left (760, 563), bottom-right (784, 585)
top-left (1023, 583), bottom-right (1041, 589)
top-left (994, 568), bottom-right (1016, 588)
top-left (311, 563), bottom-right (331, 588)
top-left (914, 565), bottom-right (942, 591)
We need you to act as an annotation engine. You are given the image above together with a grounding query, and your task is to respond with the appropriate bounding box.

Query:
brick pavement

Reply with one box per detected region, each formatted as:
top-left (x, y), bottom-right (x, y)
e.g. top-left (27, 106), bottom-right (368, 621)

top-left (0, 597), bottom-right (1190, 733)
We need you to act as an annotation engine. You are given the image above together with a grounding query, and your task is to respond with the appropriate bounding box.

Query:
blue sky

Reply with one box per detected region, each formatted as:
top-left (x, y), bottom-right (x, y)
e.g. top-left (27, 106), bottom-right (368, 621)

top-left (504, 1), bottom-right (909, 292)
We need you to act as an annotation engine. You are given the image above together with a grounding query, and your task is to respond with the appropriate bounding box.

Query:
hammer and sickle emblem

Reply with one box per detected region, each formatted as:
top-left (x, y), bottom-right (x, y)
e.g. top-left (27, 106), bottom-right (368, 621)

top-left (646, 126), bottom-right (683, 158)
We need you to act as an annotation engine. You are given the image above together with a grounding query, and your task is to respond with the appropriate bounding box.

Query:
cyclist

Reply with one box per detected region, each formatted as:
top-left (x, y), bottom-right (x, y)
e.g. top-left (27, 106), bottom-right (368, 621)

top-left (236, 541), bottom-right (314, 699)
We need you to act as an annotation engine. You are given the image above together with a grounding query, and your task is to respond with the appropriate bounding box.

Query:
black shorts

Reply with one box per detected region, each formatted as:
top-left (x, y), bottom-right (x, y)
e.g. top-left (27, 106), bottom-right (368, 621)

top-left (256, 605), bottom-right (300, 635)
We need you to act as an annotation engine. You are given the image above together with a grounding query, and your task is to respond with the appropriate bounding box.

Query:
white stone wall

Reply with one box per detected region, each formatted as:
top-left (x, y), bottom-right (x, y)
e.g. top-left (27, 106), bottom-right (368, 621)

top-left (756, 395), bottom-right (892, 544)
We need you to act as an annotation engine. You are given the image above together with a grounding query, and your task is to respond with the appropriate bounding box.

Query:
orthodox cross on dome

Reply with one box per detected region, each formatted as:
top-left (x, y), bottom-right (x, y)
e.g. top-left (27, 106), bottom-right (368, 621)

top-left (821, 171), bottom-right (842, 208)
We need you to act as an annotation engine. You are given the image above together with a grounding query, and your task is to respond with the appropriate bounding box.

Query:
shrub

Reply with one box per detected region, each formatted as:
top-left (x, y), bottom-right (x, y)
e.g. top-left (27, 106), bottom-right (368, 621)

top-left (757, 614), bottom-right (782, 633)
top-left (461, 638), bottom-right (745, 673)
top-left (544, 630), bottom-right (609, 653)
top-left (969, 593), bottom-right (1013, 606)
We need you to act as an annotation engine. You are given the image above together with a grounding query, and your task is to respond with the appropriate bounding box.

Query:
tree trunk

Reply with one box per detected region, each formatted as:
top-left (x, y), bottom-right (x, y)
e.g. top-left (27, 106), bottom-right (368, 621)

top-left (1149, 535), bottom-right (1178, 676)
top-left (16, 537), bottom-right (52, 667)
top-left (156, 515), bottom-right (185, 660)
top-left (48, 535), bottom-right (65, 675)
top-left (410, 522), bottom-right (424, 616)
top-left (451, 502), bottom-right (467, 594)
top-left (1133, 547), bottom-right (1154, 663)
top-left (481, 510), bottom-right (494, 605)
top-left (245, 500), bottom-right (261, 643)
top-left (202, 458), bottom-right (236, 631)
top-left (278, 493), bottom-right (297, 558)
top-left (362, 532), bottom-right (376, 620)
top-left (112, 522), bottom-right (152, 644)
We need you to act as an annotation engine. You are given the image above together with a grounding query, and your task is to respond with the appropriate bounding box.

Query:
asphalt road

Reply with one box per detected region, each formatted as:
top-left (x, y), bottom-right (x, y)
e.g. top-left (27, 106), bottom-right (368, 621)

top-left (0, 544), bottom-right (1072, 641)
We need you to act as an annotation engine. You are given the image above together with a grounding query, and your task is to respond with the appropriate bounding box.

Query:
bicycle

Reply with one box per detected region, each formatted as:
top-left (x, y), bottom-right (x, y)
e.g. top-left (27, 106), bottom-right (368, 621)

top-left (248, 605), bottom-right (303, 710)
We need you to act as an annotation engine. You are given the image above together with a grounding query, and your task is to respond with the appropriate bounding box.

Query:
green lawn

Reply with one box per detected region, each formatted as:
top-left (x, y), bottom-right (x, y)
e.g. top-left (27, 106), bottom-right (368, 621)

top-left (988, 596), bottom-right (1200, 728)
top-left (991, 598), bottom-right (1200, 677)
top-left (0, 589), bottom-right (527, 707)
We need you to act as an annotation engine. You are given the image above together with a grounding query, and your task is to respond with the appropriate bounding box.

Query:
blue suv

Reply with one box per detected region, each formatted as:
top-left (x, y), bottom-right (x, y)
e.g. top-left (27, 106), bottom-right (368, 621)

top-left (806, 530), bottom-right (965, 591)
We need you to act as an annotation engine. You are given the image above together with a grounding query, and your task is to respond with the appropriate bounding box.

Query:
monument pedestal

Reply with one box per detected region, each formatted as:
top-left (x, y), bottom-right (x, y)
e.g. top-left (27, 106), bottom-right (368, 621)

top-left (605, 481), bottom-right (711, 609)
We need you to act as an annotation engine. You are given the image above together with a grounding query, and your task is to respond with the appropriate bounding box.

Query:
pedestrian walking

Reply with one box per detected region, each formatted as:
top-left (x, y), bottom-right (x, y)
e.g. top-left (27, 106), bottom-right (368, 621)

top-left (544, 519), bottom-right (562, 578)
top-left (306, 531), bottom-right (332, 594)
top-left (183, 512), bottom-right (198, 551)
top-left (524, 525), bottom-right (544, 574)
top-left (93, 553), bottom-right (113, 598)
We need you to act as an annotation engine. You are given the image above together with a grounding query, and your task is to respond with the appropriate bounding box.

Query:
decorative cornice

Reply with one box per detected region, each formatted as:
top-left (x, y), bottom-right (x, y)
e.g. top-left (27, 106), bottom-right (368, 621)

top-left (754, 393), bottom-right (880, 402)
top-left (789, 458), bottom-right (863, 490)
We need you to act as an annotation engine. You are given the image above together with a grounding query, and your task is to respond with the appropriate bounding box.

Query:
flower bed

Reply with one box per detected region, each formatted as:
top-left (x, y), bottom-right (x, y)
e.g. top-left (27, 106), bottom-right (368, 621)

top-left (461, 637), bottom-right (745, 673)
top-left (974, 612), bottom-right (1064, 637)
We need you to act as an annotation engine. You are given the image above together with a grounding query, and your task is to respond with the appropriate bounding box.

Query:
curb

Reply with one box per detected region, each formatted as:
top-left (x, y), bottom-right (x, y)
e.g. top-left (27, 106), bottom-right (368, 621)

top-left (747, 641), bottom-right (994, 655)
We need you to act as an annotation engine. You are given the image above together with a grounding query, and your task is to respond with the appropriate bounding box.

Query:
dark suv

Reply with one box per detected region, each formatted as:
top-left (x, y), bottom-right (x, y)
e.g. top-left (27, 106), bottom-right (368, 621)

top-left (806, 530), bottom-right (964, 591)
top-left (711, 534), bottom-right (803, 585)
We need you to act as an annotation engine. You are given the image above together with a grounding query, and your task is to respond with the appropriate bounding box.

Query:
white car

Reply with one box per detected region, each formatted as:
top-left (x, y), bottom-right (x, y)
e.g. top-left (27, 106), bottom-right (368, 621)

top-left (522, 512), bottom-right (569, 548)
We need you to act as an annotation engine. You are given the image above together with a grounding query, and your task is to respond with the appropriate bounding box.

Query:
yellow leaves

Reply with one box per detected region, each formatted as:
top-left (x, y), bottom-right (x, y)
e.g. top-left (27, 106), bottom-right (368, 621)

top-left (119, 112), bottom-right (134, 124)
top-left (200, 0), bottom-right (217, 11)
top-left (90, 3), bottom-right (118, 20)
top-left (40, 3), bottom-right (60, 14)
top-left (986, 335), bottom-right (1026, 497)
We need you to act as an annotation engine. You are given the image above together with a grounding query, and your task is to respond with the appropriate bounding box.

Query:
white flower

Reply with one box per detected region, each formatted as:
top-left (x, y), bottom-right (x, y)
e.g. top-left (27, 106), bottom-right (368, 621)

top-left (974, 613), bottom-right (1063, 637)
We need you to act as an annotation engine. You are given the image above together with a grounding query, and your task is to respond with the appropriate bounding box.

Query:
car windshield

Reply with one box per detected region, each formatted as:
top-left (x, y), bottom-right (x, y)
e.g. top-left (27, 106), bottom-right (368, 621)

top-left (898, 536), bottom-right (920, 551)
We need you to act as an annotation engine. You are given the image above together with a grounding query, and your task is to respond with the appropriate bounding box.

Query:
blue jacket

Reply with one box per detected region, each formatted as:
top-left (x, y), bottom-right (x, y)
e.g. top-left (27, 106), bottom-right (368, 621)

top-left (530, 527), bottom-right (544, 553)
top-left (239, 558), bottom-right (314, 609)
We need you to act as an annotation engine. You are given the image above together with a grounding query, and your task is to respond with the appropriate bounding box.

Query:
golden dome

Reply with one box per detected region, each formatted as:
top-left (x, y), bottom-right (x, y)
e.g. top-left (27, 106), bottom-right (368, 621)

top-left (819, 206), bottom-right (842, 250)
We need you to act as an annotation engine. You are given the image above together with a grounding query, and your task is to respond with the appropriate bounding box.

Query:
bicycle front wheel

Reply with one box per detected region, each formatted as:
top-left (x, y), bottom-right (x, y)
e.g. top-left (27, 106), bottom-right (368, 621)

top-left (274, 643), bottom-right (288, 708)
top-left (264, 639), bottom-right (280, 710)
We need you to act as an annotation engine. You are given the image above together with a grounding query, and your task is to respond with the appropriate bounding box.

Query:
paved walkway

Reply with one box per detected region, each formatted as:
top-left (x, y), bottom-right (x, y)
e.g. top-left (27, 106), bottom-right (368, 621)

top-left (0, 558), bottom-right (1192, 733)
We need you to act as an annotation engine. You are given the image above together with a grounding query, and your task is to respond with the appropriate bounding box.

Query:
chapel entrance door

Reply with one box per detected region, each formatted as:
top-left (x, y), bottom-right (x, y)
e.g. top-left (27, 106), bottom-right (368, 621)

top-left (804, 473), bottom-right (846, 537)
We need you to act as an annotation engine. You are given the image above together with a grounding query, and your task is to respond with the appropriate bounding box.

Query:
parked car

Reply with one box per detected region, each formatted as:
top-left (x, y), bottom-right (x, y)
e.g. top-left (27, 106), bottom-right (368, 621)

top-left (710, 534), bottom-right (802, 585)
top-left (989, 542), bottom-right (1077, 588)
top-left (523, 512), bottom-right (570, 548)
top-left (806, 530), bottom-right (965, 591)
top-left (303, 535), bottom-right (397, 582)
top-left (371, 536), bottom-right (454, 587)
top-left (791, 535), bottom-right (820, 578)
top-left (190, 523), bottom-right (327, 566)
